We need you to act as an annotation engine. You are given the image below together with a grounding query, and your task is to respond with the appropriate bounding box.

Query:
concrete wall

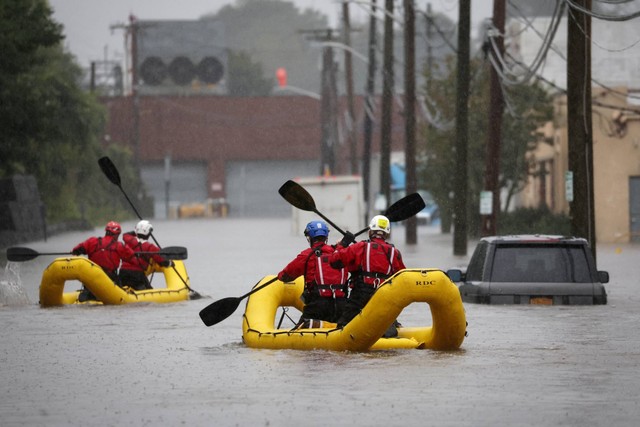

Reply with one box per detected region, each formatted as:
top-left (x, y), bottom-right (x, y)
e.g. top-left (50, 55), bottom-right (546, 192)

top-left (0, 175), bottom-right (45, 248)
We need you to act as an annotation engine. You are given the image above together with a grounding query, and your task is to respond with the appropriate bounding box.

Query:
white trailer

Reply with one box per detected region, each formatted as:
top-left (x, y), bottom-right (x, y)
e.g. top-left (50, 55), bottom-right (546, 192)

top-left (290, 175), bottom-right (365, 236)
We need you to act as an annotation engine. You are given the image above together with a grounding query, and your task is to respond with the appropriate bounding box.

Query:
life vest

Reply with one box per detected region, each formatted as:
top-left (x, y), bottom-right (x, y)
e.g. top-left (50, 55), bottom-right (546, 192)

top-left (356, 241), bottom-right (397, 288)
top-left (88, 236), bottom-right (121, 274)
top-left (122, 234), bottom-right (150, 272)
top-left (304, 245), bottom-right (347, 298)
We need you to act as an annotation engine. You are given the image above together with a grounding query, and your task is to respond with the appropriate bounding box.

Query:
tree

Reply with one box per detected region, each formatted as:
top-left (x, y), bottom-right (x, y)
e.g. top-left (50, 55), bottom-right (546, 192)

top-left (418, 56), bottom-right (552, 236)
top-left (0, 0), bottom-right (63, 175)
top-left (203, 0), bottom-right (328, 91)
top-left (0, 0), bottom-right (141, 225)
top-left (227, 51), bottom-right (274, 97)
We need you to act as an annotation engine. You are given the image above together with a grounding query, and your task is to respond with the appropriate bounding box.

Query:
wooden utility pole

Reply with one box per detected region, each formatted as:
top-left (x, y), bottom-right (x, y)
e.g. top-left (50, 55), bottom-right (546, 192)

top-left (130, 15), bottom-right (141, 175)
top-left (363, 0), bottom-right (378, 222)
top-left (301, 29), bottom-right (340, 176)
top-left (425, 3), bottom-right (433, 90)
top-left (320, 30), bottom-right (339, 176)
top-left (454, 0), bottom-right (471, 256)
top-left (404, 0), bottom-right (418, 244)
top-left (342, 2), bottom-right (358, 175)
top-left (481, 0), bottom-right (506, 236)
top-left (380, 0), bottom-right (394, 208)
top-left (567, 0), bottom-right (596, 259)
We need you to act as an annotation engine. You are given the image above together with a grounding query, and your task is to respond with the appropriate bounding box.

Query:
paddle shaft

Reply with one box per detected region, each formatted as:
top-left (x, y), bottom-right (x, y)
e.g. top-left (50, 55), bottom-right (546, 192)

top-left (199, 277), bottom-right (279, 326)
top-left (239, 276), bottom-right (279, 300)
top-left (6, 246), bottom-right (187, 262)
top-left (311, 208), bottom-right (346, 236)
top-left (98, 157), bottom-right (199, 296)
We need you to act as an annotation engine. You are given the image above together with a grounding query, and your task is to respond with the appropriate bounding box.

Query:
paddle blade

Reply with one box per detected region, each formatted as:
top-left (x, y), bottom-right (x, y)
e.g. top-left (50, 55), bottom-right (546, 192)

top-left (385, 192), bottom-right (426, 222)
top-left (199, 297), bottom-right (242, 326)
top-left (155, 246), bottom-right (188, 260)
top-left (98, 156), bottom-right (122, 186)
top-left (278, 180), bottom-right (316, 212)
top-left (6, 247), bottom-right (73, 262)
top-left (6, 247), bottom-right (40, 262)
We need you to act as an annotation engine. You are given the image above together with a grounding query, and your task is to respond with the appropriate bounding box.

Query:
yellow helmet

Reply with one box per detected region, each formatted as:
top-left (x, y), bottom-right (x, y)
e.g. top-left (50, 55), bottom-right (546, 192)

top-left (369, 215), bottom-right (390, 234)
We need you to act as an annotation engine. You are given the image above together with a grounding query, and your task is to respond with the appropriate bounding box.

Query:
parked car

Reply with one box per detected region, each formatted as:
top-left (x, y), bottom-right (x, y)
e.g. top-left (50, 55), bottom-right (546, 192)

top-left (447, 235), bottom-right (609, 305)
top-left (416, 190), bottom-right (439, 225)
top-left (381, 189), bottom-right (440, 226)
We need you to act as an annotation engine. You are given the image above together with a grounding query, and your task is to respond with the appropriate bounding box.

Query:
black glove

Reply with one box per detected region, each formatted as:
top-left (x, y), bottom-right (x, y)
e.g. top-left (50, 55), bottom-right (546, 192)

top-left (72, 248), bottom-right (85, 256)
top-left (339, 231), bottom-right (355, 247)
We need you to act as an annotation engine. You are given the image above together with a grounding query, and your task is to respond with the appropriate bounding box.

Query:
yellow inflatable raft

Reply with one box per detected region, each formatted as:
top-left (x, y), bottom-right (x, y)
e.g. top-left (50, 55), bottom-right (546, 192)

top-left (39, 257), bottom-right (191, 307)
top-left (242, 269), bottom-right (467, 351)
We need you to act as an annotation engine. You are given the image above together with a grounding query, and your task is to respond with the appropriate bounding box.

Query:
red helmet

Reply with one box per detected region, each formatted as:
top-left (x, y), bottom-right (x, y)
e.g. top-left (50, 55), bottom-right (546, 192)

top-left (105, 221), bottom-right (122, 235)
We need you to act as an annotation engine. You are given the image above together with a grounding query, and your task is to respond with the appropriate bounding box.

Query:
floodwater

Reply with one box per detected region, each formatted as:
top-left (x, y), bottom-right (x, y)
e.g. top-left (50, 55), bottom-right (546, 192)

top-left (1, 218), bottom-right (639, 427)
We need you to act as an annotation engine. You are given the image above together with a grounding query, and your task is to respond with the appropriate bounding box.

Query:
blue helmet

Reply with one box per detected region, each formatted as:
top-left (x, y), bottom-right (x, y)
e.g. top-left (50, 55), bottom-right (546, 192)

top-left (304, 221), bottom-right (330, 239)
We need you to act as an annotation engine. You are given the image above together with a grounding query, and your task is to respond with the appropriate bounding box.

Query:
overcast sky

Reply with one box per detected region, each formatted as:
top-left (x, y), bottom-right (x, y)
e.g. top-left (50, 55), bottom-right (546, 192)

top-left (49, 0), bottom-right (494, 67)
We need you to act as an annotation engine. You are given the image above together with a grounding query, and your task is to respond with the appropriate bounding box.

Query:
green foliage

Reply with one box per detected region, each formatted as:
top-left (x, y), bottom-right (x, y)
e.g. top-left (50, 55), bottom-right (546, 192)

top-left (418, 56), bottom-right (553, 236)
top-left (0, 0), bottom-right (141, 227)
top-left (0, 0), bottom-right (63, 175)
top-left (499, 207), bottom-right (571, 236)
top-left (227, 51), bottom-right (274, 96)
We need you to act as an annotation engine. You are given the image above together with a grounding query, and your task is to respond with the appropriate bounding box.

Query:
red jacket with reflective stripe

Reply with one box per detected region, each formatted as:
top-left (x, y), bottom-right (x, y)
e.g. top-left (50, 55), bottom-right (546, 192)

top-left (121, 232), bottom-right (166, 272)
top-left (329, 237), bottom-right (405, 286)
top-left (278, 242), bottom-right (347, 296)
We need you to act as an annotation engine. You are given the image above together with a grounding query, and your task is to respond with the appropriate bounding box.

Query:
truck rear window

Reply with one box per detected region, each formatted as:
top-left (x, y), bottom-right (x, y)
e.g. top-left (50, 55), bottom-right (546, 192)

top-left (490, 244), bottom-right (592, 283)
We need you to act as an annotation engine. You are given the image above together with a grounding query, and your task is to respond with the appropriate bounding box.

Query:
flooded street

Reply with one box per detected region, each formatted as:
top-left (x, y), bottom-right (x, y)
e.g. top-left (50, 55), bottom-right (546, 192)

top-left (1, 217), bottom-right (640, 426)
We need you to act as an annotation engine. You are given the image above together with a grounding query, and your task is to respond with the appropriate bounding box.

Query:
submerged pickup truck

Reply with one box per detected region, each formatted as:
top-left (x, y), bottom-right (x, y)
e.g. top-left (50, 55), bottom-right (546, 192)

top-left (447, 235), bottom-right (609, 305)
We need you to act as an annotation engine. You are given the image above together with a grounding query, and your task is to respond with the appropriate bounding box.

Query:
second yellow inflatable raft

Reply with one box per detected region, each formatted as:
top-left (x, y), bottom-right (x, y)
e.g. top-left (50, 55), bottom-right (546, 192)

top-left (39, 257), bottom-right (191, 307)
top-left (242, 269), bottom-right (467, 351)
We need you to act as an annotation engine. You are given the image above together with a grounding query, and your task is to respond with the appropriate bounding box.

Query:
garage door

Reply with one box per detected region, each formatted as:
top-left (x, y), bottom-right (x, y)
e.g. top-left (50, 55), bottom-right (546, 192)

top-left (226, 160), bottom-right (318, 217)
top-left (141, 161), bottom-right (207, 219)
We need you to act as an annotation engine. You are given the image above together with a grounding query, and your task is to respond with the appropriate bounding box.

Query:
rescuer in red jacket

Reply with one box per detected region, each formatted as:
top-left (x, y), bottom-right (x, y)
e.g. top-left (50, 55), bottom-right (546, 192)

top-left (277, 220), bottom-right (348, 328)
top-left (329, 215), bottom-right (406, 336)
top-left (119, 220), bottom-right (173, 290)
top-left (72, 221), bottom-right (136, 300)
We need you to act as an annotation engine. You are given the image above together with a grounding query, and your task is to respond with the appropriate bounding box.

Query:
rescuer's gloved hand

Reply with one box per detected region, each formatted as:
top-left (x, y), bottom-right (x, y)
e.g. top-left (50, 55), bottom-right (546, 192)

top-left (339, 231), bottom-right (356, 247)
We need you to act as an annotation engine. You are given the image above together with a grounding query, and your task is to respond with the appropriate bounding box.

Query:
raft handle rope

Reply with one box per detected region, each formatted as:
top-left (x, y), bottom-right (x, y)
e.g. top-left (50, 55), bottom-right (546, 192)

top-left (276, 307), bottom-right (296, 329)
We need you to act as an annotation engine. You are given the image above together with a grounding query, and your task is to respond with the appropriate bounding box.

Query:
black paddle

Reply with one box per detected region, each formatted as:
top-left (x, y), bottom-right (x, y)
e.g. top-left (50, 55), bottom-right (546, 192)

top-left (278, 180), bottom-right (347, 235)
top-left (7, 246), bottom-right (188, 262)
top-left (353, 192), bottom-right (426, 237)
top-left (199, 277), bottom-right (278, 327)
top-left (98, 156), bottom-right (203, 299)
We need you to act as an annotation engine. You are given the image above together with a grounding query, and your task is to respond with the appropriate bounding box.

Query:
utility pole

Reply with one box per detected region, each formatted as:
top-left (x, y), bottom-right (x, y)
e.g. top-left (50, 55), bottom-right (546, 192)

top-left (481, 0), bottom-right (506, 236)
top-left (404, 0), bottom-right (418, 245)
top-left (454, 0), bottom-right (471, 256)
top-left (567, 0), bottom-right (596, 259)
top-left (363, 0), bottom-right (378, 222)
top-left (301, 29), bottom-right (340, 176)
top-left (321, 32), bottom-right (339, 176)
top-left (425, 3), bottom-right (433, 90)
top-left (342, 2), bottom-right (358, 175)
top-left (111, 15), bottom-right (141, 175)
top-left (380, 0), bottom-right (394, 208)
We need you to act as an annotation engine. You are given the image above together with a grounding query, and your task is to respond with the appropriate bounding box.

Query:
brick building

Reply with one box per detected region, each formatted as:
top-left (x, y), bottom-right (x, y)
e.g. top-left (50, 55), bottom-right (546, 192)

top-left (102, 94), bottom-right (407, 218)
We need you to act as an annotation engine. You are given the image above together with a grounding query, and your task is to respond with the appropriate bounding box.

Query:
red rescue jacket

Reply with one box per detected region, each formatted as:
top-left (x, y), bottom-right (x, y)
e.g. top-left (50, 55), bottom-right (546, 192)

top-left (278, 241), bottom-right (348, 298)
top-left (329, 237), bottom-right (405, 287)
top-left (73, 234), bottom-right (134, 275)
top-left (121, 232), bottom-right (166, 272)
